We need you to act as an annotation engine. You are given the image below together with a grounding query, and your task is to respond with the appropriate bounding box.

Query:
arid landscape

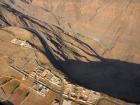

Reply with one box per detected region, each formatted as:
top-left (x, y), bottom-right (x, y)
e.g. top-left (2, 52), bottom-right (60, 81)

top-left (0, 0), bottom-right (140, 105)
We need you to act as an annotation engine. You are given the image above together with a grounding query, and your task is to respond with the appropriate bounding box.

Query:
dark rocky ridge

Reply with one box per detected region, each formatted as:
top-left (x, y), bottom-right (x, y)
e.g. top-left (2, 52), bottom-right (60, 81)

top-left (0, 101), bottom-right (13, 105)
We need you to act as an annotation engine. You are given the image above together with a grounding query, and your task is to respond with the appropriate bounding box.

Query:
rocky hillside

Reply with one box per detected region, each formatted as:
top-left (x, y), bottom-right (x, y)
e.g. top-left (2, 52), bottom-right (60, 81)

top-left (32, 0), bottom-right (140, 63)
top-left (1, 0), bottom-right (140, 63)
top-left (0, 0), bottom-right (140, 104)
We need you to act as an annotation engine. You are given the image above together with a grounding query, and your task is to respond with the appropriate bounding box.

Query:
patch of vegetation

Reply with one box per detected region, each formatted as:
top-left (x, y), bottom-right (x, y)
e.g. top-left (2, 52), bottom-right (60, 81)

top-left (24, 92), bottom-right (30, 97)
top-left (1, 78), bottom-right (12, 85)
top-left (10, 84), bottom-right (20, 94)
top-left (38, 86), bottom-right (44, 91)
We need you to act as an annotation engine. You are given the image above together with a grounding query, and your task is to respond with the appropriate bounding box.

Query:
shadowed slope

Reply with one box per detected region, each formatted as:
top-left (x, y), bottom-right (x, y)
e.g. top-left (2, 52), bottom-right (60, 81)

top-left (26, 28), bottom-right (140, 103)
top-left (58, 59), bottom-right (140, 103)
top-left (0, 101), bottom-right (13, 105)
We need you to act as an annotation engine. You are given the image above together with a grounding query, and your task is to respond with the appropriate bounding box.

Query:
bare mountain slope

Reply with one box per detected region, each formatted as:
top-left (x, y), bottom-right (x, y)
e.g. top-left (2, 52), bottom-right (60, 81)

top-left (0, 0), bottom-right (140, 104)
top-left (31, 0), bottom-right (140, 62)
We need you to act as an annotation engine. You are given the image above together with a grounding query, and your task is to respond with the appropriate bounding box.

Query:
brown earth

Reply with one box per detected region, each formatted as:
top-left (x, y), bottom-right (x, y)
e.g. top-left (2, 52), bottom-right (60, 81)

top-left (31, 0), bottom-right (140, 62)
top-left (0, 0), bottom-right (140, 105)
